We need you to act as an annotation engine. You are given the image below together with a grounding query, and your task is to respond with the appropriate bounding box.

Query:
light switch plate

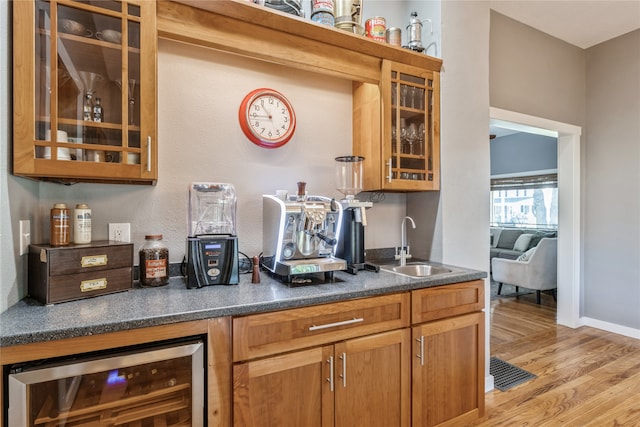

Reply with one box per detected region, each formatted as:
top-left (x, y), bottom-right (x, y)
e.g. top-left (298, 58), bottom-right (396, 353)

top-left (19, 220), bottom-right (31, 255)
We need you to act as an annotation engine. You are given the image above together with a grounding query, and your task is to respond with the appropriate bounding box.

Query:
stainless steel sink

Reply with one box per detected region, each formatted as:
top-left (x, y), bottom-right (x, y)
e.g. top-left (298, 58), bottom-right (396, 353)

top-left (380, 262), bottom-right (453, 278)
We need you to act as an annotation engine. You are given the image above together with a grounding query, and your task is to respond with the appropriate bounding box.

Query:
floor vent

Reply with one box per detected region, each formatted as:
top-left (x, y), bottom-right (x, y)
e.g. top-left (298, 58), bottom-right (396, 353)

top-left (490, 357), bottom-right (537, 391)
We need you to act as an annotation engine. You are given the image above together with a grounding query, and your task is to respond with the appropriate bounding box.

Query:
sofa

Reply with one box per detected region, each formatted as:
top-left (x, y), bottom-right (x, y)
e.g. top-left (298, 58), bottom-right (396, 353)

top-left (490, 227), bottom-right (557, 260)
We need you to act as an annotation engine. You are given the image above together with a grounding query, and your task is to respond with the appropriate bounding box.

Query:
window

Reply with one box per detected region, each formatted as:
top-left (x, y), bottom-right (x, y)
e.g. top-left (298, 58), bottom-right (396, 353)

top-left (490, 174), bottom-right (558, 229)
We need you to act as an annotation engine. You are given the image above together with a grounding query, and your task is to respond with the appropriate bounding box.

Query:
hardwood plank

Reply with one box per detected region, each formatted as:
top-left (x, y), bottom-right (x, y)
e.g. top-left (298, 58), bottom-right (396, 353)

top-left (468, 296), bottom-right (640, 426)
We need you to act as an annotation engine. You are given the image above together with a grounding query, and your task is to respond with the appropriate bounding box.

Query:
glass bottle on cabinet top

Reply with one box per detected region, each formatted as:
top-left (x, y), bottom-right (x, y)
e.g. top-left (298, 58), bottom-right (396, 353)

top-left (13, 0), bottom-right (157, 184)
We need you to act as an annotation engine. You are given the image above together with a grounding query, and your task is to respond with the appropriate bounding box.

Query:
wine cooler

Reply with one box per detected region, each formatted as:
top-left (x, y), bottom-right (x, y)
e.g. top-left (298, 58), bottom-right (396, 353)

top-left (7, 339), bottom-right (204, 426)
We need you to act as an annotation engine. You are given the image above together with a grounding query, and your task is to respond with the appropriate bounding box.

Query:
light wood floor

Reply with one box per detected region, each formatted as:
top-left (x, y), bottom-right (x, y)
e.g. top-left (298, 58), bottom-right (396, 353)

top-left (468, 291), bottom-right (640, 426)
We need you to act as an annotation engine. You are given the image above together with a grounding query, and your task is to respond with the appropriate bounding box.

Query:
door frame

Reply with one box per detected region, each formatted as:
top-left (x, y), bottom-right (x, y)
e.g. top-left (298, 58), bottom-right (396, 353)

top-left (490, 107), bottom-right (581, 328)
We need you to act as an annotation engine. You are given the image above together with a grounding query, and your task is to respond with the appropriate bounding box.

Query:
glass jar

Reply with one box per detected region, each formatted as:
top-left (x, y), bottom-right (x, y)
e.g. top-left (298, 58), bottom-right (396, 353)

top-left (139, 234), bottom-right (169, 287)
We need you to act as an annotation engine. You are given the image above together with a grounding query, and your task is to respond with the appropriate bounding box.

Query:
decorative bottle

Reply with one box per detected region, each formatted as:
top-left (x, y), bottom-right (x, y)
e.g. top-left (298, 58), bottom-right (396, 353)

top-left (83, 93), bottom-right (93, 121)
top-left (92, 97), bottom-right (103, 122)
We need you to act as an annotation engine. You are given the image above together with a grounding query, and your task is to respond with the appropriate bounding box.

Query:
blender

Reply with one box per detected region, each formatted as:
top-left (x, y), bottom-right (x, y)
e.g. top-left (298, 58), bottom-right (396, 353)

top-left (334, 156), bottom-right (378, 274)
top-left (185, 182), bottom-right (239, 288)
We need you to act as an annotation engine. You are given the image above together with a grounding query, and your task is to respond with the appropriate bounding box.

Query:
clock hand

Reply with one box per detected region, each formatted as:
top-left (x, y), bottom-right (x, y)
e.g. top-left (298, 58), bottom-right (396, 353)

top-left (260, 99), bottom-right (272, 117)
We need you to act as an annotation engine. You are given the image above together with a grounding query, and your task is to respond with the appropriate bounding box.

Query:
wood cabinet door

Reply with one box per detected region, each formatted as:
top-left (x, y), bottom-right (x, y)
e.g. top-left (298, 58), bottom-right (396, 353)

top-left (412, 312), bottom-right (485, 427)
top-left (13, 0), bottom-right (157, 184)
top-left (354, 60), bottom-right (440, 192)
top-left (233, 346), bottom-right (334, 427)
top-left (334, 329), bottom-right (411, 427)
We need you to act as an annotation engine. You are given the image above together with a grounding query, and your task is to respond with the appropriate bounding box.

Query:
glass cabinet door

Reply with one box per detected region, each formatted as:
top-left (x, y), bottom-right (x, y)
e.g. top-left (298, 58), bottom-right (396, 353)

top-left (36, 0), bottom-right (141, 164)
top-left (14, 0), bottom-right (156, 183)
top-left (384, 60), bottom-right (440, 191)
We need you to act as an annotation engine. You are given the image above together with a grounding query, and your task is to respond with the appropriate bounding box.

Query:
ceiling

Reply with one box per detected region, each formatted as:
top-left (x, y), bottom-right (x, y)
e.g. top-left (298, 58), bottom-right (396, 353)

top-left (490, 0), bottom-right (640, 49)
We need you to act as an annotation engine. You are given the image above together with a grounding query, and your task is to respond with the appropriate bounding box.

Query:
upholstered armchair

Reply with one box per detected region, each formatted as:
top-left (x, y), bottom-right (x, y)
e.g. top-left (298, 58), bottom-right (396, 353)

top-left (491, 238), bottom-right (557, 304)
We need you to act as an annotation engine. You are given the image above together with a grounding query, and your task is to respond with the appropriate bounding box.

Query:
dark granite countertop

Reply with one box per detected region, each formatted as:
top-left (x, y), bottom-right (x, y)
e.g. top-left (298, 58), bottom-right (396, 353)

top-left (0, 261), bottom-right (486, 348)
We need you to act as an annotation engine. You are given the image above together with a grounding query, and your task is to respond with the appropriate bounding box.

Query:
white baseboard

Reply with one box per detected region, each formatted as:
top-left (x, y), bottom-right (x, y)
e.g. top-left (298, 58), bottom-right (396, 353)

top-left (580, 317), bottom-right (640, 339)
top-left (485, 374), bottom-right (495, 393)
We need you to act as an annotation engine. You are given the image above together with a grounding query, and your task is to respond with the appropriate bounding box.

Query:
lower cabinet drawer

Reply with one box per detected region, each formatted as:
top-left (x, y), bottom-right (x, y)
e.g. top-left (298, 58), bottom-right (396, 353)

top-left (233, 293), bottom-right (410, 361)
top-left (411, 280), bottom-right (485, 324)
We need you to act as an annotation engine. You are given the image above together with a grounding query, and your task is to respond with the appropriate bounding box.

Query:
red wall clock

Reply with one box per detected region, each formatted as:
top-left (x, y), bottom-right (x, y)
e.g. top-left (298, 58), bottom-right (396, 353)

top-left (238, 88), bottom-right (296, 149)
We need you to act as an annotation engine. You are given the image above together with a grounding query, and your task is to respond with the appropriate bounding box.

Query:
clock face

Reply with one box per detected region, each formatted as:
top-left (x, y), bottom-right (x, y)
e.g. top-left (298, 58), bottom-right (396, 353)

top-left (239, 88), bottom-right (296, 149)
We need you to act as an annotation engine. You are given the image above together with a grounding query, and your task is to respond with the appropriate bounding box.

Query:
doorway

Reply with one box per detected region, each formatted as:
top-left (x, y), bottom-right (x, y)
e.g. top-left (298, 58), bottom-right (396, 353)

top-left (490, 107), bottom-right (581, 328)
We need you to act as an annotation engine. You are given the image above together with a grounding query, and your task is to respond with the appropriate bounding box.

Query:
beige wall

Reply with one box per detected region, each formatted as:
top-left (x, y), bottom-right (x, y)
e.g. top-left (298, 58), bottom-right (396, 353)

top-left (490, 11), bottom-right (585, 127)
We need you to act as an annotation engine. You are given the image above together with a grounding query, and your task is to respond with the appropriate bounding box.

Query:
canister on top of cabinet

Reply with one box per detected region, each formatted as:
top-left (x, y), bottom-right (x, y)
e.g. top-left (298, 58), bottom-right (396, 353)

top-left (74, 204), bottom-right (92, 244)
top-left (50, 203), bottom-right (70, 246)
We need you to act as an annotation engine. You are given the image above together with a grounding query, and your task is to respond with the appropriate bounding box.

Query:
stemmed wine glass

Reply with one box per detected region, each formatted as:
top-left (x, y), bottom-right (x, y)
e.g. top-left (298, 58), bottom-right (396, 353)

top-left (116, 78), bottom-right (136, 125)
top-left (406, 123), bottom-right (418, 155)
top-left (400, 84), bottom-right (409, 107)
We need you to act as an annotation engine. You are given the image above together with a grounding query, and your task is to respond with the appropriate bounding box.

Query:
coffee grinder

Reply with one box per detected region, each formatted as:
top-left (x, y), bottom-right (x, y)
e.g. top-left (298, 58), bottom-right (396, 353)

top-left (185, 182), bottom-right (239, 288)
top-left (335, 156), bottom-right (378, 274)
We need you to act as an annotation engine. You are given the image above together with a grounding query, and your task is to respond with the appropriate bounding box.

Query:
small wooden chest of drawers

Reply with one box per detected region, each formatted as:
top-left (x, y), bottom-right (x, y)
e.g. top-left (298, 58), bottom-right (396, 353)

top-left (28, 241), bottom-right (133, 305)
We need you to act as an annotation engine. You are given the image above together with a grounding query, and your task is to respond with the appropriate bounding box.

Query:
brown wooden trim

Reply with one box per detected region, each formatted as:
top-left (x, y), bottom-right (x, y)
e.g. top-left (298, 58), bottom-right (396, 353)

top-left (0, 320), bottom-right (209, 365)
top-left (207, 317), bottom-right (232, 427)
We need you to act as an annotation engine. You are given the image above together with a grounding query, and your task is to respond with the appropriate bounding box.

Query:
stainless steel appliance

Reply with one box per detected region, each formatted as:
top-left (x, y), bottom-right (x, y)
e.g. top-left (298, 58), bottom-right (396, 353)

top-left (7, 340), bottom-right (204, 426)
top-left (185, 182), bottom-right (239, 288)
top-left (334, 156), bottom-right (378, 274)
top-left (262, 185), bottom-right (346, 282)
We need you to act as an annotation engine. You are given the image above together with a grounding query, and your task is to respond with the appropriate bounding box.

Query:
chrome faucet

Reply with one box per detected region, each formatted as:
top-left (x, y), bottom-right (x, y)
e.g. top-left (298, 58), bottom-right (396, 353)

top-left (396, 216), bottom-right (416, 266)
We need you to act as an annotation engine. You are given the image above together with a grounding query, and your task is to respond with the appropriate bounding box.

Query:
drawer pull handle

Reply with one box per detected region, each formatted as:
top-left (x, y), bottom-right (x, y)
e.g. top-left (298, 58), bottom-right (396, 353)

top-left (308, 317), bottom-right (364, 331)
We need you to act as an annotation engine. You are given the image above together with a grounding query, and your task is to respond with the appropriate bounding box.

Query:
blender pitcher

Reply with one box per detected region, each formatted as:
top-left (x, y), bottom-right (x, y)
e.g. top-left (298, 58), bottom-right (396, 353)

top-left (188, 182), bottom-right (237, 237)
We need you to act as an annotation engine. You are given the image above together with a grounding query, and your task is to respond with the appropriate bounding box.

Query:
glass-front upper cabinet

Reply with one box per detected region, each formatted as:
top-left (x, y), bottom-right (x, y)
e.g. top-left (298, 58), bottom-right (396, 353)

top-left (353, 59), bottom-right (440, 192)
top-left (13, 0), bottom-right (157, 184)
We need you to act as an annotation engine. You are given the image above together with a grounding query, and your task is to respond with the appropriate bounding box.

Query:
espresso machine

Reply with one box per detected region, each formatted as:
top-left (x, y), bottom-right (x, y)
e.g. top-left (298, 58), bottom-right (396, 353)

top-left (334, 156), bottom-right (378, 274)
top-left (185, 182), bottom-right (239, 288)
top-left (262, 182), bottom-right (346, 283)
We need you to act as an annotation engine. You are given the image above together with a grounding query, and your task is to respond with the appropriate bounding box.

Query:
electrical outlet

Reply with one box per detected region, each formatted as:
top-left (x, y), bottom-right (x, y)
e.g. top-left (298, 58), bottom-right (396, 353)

top-left (19, 220), bottom-right (31, 255)
top-left (109, 223), bottom-right (131, 243)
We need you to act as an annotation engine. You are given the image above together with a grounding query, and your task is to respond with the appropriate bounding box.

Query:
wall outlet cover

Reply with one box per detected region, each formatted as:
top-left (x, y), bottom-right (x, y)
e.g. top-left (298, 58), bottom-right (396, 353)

top-left (109, 223), bottom-right (131, 243)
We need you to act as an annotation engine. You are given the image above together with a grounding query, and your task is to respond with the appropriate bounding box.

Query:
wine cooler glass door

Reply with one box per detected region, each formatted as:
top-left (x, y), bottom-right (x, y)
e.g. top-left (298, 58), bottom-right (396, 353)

top-left (8, 340), bottom-right (204, 426)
